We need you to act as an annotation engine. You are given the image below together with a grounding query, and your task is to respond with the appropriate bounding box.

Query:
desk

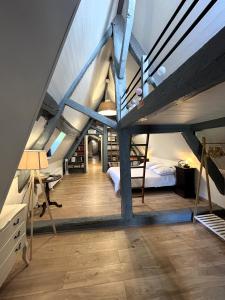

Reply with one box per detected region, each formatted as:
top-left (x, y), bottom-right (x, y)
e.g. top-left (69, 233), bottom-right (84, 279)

top-left (39, 175), bottom-right (62, 217)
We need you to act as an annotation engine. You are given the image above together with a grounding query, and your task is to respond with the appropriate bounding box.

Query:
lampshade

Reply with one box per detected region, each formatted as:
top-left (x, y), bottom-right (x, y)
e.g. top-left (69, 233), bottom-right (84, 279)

top-left (98, 100), bottom-right (116, 116)
top-left (18, 150), bottom-right (48, 170)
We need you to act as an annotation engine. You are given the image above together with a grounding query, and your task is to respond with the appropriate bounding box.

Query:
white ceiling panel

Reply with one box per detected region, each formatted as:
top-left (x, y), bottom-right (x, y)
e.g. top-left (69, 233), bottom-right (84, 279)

top-left (48, 0), bottom-right (118, 103)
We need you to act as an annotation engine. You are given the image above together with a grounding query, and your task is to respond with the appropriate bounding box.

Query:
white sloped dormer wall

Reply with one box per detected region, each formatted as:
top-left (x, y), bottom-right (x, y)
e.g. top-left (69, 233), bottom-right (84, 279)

top-left (3, 0), bottom-right (119, 207)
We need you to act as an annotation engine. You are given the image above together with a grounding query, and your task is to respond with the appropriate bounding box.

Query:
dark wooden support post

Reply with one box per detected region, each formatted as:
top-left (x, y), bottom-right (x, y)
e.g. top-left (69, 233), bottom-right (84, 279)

top-left (102, 125), bottom-right (108, 173)
top-left (118, 0), bottom-right (136, 79)
top-left (119, 128), bottom-right (132, 221)
top-left (182, 131), bottom-right (225, 195)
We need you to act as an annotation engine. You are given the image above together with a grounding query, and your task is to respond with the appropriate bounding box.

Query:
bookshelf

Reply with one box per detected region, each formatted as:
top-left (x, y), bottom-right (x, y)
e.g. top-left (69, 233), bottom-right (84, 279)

top-left (107, 129), bottom-right (119, 168)
top-left (68, 139), bottom-right (86, 173)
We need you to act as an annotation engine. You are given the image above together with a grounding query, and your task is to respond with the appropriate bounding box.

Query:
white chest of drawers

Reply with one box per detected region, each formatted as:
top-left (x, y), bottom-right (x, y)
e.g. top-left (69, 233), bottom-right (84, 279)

top-left (0, 204), bottom-right (29, 287)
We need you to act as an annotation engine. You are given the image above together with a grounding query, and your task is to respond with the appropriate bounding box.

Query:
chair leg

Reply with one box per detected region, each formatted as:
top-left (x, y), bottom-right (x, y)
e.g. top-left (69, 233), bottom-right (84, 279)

top-left (36, 170), bottom-right (56, 234)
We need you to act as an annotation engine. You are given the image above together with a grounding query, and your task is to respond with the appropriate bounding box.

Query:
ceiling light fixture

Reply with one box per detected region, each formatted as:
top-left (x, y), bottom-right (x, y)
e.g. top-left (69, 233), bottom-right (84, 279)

top-left (98, 99), bottom-right (116, 116)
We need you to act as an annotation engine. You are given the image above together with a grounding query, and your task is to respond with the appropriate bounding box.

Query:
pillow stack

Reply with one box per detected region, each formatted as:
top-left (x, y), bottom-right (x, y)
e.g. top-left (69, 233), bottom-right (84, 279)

top-left (140, 159), bottom-right (176, 176)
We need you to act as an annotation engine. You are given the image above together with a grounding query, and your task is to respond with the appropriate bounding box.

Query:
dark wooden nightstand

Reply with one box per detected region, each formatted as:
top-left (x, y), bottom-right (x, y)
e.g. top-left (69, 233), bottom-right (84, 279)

top-left (175, 166), bottom-right (195, 198)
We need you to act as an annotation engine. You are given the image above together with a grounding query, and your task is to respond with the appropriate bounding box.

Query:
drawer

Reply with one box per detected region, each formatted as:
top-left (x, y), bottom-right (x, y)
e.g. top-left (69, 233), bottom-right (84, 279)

top-left (0, 233), bottom-right (26, 288)
top-left (0, 222), bottom-right (26, 266)
top-left (0, 208), bottom-right (26, 249)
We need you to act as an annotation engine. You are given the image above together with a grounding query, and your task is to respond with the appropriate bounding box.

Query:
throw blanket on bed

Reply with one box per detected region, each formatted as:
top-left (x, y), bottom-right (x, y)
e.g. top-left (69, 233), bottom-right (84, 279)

top-left (107, 157), bottom-right (177, 193)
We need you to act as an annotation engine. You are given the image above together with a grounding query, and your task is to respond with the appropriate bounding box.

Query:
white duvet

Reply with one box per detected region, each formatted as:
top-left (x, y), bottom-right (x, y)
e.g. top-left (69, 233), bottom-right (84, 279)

top-left (107, 166), bottom-right (176, 193)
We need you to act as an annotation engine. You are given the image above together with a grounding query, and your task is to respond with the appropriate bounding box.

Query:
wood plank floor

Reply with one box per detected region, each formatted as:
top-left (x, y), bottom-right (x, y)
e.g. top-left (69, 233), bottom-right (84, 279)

top-left (1, 223), bottom-right (225, 299)
top-left (35, 158), bottom-right (207, 221)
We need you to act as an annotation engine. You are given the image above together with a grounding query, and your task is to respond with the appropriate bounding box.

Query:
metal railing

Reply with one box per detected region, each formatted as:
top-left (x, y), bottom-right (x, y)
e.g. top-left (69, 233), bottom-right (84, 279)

top-left (120, 0), bottom-right (217, 114)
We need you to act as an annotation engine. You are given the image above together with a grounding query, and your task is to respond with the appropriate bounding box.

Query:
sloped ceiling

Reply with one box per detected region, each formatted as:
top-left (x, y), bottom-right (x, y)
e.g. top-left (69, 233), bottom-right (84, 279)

top-left (48, 0), bottom-right (118, 131)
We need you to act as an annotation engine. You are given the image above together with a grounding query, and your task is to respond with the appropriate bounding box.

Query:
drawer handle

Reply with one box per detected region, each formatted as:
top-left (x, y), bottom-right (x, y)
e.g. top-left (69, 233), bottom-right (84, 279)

top-left (14, 230), bottom-right (21, 240)
top-left (15, 243), bottom-right (21, 252)
top-left (13, 218), bottom-right (20, 226)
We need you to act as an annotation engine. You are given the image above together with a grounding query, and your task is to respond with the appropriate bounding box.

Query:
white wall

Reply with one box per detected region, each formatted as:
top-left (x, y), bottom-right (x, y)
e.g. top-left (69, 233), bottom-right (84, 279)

top-left (4, 120), bottom-right (74, 206)
top-left (134, 132), bottom-right (225, 209)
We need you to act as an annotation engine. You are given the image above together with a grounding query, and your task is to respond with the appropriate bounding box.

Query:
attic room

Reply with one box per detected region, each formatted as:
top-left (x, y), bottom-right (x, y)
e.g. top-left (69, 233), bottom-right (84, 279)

top-left (1, 0), bottom-right (225, 298)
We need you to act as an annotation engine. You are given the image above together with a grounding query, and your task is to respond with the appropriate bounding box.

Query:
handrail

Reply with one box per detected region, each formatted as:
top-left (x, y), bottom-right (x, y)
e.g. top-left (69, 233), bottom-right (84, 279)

top-left (121, 0), bottom-right (218, 113)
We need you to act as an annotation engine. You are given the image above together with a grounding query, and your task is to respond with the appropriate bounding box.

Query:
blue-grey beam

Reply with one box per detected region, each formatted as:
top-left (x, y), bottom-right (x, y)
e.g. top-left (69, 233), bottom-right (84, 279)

top-left (111, 62), bottom-right (124, 121)
top-left (120, 26), bottom-right (225, 128)
top-left (35, 25), bottom-right (112, 148)
top-left (38, 92), bottom-right (59, 119)
top-left (64, 26), bottom-right (112, 100)
top-left (112, 15), bottom-right (124, 76)
top-left (129, 31), bottom-right (156, 87)
top-left (33, 101), bottom-right (66, 150)
top-left (117, 0), bottom-right (124, 14)
top-left (119, 128), bottom-right (133, 221)
top-left (192, 117), bottom-right (225, 132)
top-left (90, 125), bottom-right (103, 135)
top-left (118, 0), bottom-right (136, 79)
top-left (112, 18), bottom-right (127, 120)
top-left (182, 131), bottom-right (225, 195)
top-left (56, 116), bottom-right (80, 136)
top-left (65, 99), bottom-right (117, 130)
top-left (34, 23), bottom-right (111, 146)
top-left (102, 125), bottom-right (108, 173)
top-left (65, 119), bottom-right (94, 160)
top-left (130, 124), bottom-right (191, 134)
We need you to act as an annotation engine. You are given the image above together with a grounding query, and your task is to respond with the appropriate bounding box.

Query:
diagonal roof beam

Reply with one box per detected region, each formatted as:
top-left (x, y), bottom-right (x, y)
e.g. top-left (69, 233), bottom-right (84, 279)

top-left (130, 124), bottom-right (191, 134)
top-left (90, 125), bottom-right (103, 135)
top-left (117, 0), bottom-right (124, 14)
top-left (33, 100), bottom-right (66, 150)
top-left (129, 34), bottom-right (156, 87)
top-left (120, 26), bottom-right (225, 128)
top-left (65, 99), bottom-right (117, 129)
top-left (65, 119), bottom-right (94, 160)
top-left (111, 62), bottom-right (124, 121)
top-left (191, 117), bottom-right (225, 132)
top-left (34, 26), bottom-right (112, 150)
top-left (56, 116), bottom-right (80, 136)
top-left (182, 131), bottom-right (225, 195)
top-left (64, 26), bottom-right (112, 100)
top-left (118, 0), bottom-right (136, 79)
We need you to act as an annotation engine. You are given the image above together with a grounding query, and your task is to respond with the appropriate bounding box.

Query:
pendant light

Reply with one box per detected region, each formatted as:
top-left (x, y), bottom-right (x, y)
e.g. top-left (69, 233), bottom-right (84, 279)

top-left (98, 76), bottom-right (116, 116)
top-left (98, 99), bottom-right (116, 116)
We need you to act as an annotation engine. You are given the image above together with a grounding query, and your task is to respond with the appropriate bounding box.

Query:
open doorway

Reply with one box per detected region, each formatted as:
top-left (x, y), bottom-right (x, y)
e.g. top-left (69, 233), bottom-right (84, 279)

top-left (87, 134), bottom-right (101, 168)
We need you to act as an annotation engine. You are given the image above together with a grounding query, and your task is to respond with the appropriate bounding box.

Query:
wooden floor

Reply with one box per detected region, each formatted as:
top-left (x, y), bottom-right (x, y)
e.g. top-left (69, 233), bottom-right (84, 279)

top-left (35, 158), bottom-right (207, 221)
top-left (1, 223), bottom-right (225, 299)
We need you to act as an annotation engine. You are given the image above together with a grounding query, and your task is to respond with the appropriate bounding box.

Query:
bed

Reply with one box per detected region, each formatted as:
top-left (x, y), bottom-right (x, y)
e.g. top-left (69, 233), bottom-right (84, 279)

top-left (107, 157), bottom-right (177, 193)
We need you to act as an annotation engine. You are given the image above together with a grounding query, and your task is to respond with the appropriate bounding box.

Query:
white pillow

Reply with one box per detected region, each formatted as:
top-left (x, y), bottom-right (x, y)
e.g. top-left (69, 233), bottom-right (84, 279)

top-left (151, 165), bottom-right (176, 175)
top-left (139, 161), bottom-right (161, 169)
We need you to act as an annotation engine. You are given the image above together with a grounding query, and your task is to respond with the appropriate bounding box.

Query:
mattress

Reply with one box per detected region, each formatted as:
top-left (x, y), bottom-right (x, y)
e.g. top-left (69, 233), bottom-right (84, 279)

top-left (107, 166), bottom-right (176, 193)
